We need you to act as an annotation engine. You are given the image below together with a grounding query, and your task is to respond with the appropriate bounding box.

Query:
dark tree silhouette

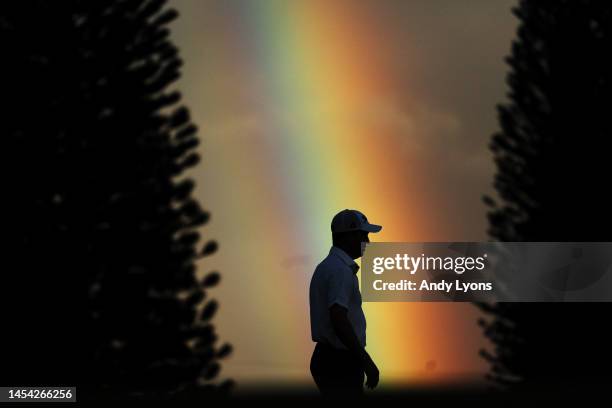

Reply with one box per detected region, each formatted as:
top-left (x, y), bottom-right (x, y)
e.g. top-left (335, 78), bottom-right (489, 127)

top-left (2, 0), bottom-right (231, 401)
top-left (481, 0), bottom-right (612, 393)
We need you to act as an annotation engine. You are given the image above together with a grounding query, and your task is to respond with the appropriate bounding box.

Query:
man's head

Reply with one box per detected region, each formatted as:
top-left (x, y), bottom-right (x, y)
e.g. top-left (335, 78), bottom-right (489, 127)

top-left (331, 209), bottom-right (382, 259)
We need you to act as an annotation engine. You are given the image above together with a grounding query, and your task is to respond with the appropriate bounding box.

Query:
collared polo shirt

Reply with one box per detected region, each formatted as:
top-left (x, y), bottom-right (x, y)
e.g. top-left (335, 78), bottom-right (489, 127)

top-left (309, 246), bottom-right (366, 349)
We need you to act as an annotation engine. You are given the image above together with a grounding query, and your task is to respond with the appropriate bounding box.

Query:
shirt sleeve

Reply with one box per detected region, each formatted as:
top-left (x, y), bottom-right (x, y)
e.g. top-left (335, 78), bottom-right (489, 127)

top-left (327, 267), bottom-right (354, 309)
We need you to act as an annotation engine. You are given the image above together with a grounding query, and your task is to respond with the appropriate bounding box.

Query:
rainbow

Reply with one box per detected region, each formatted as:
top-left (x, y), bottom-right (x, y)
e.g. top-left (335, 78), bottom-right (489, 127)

top-left (186, 0), bottom-right (487, 387)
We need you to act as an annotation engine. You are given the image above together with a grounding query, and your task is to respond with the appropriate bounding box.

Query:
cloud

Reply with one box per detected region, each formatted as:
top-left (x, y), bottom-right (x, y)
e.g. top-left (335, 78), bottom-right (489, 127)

top-left (354, 99), bottom-right (463, 153)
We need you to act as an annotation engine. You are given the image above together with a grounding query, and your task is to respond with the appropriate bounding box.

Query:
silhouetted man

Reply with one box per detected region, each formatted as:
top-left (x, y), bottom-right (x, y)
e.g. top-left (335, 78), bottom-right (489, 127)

top-left (309, 209), bottom-right (381, 397)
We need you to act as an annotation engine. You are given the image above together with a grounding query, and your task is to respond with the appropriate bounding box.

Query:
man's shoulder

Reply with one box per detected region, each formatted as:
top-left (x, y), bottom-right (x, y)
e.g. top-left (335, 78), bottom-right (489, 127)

top-left (314, 255), bottom-right (353, 281)
top-left (312, 258), bottom-right (329, 278)
top-left (315, 252), bottom-right (343, 271)
top-left (312, 254), bottom-right (335, 279)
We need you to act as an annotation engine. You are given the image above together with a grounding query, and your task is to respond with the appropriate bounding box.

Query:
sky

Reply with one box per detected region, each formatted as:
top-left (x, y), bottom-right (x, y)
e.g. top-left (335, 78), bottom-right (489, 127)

top-left (169, 0), bottom-right (518, 390)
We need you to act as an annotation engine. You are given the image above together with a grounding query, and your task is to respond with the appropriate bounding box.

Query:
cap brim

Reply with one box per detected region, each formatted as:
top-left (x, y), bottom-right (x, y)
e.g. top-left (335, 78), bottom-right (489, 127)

top-left (361, 223), bottom-right (382, 233)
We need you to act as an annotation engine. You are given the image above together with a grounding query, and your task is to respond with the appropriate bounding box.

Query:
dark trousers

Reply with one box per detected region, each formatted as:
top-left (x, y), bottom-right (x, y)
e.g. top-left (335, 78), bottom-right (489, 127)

top-left (310, 342), bottom-right (364, 397)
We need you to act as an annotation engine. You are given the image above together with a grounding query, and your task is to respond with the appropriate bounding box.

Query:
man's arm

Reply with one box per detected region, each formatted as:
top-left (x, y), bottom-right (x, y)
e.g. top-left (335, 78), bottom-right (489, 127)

top-left (329, 304), bottom-right (379, 389)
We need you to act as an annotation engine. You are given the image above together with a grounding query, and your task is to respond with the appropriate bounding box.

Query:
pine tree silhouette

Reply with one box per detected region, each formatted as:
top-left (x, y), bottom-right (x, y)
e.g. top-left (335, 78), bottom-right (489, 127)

top-left (2, 0), bottom-right (231, 401)
top-left (481, 0), bottom-right (612, 393)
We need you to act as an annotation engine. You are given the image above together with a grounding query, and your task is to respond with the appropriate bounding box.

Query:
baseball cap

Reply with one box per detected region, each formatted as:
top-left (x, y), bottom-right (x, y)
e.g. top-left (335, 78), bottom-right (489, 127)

top-left (331, 209), bottom-right (382, 233)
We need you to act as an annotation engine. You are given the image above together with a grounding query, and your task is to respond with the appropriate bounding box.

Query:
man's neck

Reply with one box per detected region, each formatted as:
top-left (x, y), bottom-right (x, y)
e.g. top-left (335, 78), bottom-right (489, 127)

top-left (333, 245), bottom-right (355, 260)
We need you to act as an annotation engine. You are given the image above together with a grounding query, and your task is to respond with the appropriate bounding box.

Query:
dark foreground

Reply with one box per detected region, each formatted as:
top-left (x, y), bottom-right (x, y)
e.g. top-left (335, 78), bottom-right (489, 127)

top-left (72, 381), bottom-right (612, 406)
